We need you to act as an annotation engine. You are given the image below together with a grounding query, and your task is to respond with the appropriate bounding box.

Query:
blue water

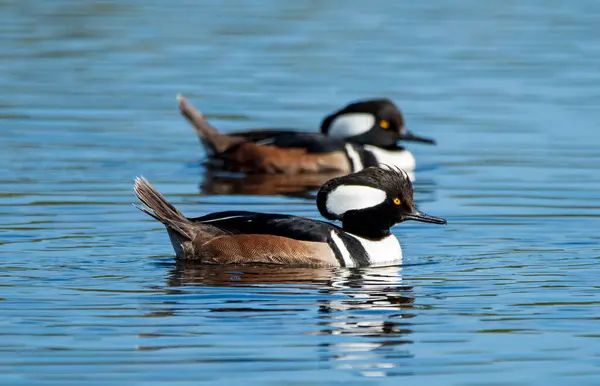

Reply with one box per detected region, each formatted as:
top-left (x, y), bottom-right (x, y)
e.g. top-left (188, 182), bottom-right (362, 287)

top-left (2, 0), bottom-right (600, 384)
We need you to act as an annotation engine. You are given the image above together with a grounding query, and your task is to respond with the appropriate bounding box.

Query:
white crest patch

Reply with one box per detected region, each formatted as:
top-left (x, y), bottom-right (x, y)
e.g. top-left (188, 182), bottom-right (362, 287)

top-left (344, 144), bottom-right (363, 172)
top-left (330, 230), bottom-right (355, 267)
top-left (348, 233), bottom-right (402, 267)
top-left (326, 185), bottom-right (386, 217)
top-left (328, 113), bottom-right (375, 139)
top-left (363, 145), bottom-right (416, 171)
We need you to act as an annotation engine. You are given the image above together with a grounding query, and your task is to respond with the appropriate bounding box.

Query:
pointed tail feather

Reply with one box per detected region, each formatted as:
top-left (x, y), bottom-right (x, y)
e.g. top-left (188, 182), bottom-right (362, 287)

top-left (177, 94), bottom-right (243, 154)
top-left (176, 94), bottom-right (219, 139)
top-left (133, 177), bottom-right (195, 241)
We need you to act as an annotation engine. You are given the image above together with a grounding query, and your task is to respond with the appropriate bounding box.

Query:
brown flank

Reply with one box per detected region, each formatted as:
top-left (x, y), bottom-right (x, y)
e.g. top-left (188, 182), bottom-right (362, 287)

top-left (177, 94), bottom-right (351, 175)
top-left (134, 177), bottom-right (340, 266)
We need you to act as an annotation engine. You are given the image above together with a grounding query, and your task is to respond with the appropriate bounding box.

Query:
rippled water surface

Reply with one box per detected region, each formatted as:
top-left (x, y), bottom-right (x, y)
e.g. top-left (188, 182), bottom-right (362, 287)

top-left (2, 0), bottom-right (600, 384)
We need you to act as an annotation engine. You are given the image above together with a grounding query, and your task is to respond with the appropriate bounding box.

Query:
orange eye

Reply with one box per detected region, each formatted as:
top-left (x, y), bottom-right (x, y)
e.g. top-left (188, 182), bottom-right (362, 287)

top-left (393, 198), bottom-right (401, 205)
top-left (380, 120), bottom-right (389, 129)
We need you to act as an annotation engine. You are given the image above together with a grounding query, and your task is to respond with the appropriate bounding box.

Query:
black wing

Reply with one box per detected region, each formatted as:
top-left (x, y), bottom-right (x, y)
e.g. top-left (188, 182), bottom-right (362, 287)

top-left (231, 129), bottom-right (348, 154)
top-left (230, 129), bottom-right (300, 141)
top-left (189, 211), bottom-right (339, 243)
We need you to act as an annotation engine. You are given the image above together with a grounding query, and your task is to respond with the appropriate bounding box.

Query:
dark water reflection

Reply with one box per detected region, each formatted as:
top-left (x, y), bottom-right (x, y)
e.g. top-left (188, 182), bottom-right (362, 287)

top-left (2, 0), bottom-right (600, 384)
top-left (199, 168), bottom-right (426, 201)
top-left (160, 264), bottom-right (416, 377)
top-left (199, 169), bottom-right (344, 198)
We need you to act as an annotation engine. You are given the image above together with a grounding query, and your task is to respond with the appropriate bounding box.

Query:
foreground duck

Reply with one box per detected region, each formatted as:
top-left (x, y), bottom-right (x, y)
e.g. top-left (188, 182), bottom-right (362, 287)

top-left (134, 166), bottom-right (446, 267)
top-left (178, 95), bottom-right (435, 175)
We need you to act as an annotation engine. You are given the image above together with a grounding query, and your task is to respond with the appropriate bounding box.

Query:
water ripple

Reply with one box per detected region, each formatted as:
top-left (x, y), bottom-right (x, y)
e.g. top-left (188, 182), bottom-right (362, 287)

top-left (2, 0), bottom-right (600, 384)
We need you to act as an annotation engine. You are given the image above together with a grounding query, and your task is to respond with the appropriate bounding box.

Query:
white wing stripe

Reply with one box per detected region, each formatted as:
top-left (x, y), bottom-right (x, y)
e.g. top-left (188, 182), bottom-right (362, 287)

top-left (199, 215), bottom-right (248, 223)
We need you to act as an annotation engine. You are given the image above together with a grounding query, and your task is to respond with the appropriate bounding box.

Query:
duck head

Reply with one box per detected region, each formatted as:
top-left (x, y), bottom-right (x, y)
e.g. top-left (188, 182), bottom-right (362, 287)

top-left (317, 166), bottom-right (446, 238)
top-left (320, 98), bottom-right (436, 148)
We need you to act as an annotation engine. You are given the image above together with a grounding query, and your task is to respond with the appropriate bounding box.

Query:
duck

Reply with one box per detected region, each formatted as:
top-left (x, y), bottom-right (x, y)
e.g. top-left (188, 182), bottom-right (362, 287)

top-left (177, 95), bottom-right (435, 175)
top-left (133, 166), bottom-right (446, 267)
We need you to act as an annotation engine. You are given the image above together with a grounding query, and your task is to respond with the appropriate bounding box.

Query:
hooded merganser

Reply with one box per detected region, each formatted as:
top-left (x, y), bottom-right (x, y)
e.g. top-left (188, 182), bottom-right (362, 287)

top-left (134, 166), bottom-right (446, 267)
top-left (177, 95), bottom-right (435, 175)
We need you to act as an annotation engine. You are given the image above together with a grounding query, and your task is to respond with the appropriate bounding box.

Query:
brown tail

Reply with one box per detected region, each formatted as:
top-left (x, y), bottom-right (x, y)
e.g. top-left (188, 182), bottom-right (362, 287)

top-left (176, 94), bottom-right (244, 154)
top-left (133, 177), bottom-right (197, 241)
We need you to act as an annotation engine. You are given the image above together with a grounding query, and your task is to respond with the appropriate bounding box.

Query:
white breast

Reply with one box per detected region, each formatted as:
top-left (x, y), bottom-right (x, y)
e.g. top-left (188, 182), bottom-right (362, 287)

top-left (363, 145), bottom-right (416, 171)
top-left (350, 233), bottom-right (403, 267)
top-left (330, 230), bottom-right (403, 267)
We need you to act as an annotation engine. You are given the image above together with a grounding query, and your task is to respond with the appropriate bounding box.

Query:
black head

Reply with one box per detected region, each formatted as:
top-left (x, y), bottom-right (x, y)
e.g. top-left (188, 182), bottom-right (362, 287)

top-left (317, 166), bottom-right (446, 238)
top-left (320, 98), bottom-right (436, 148)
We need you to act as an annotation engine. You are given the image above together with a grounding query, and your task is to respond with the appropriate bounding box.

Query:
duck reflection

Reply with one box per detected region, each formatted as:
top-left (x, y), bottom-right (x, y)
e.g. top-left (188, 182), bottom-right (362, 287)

top-left (167, 262), bottom-right (414, 334)
top-left (199, 169), bottom-right (344, 199)
top-left (157, 262), bottom-right (417, 376)
top-left (166, 261), bottom-right (339, 287)
top-left (199, 168), bottom-right (428, 201)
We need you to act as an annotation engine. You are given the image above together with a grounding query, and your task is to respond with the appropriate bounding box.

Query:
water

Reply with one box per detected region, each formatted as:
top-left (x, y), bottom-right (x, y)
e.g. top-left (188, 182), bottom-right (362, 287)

top-left (2, 0), bottom-right (600, 384)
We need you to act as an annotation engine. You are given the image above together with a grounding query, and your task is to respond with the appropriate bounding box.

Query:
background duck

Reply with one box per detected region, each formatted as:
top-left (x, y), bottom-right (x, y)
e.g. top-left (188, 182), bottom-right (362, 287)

top-left (134, 166), bottom-right (446, 267)
top-left (177, 95), bottom-right (435, 175)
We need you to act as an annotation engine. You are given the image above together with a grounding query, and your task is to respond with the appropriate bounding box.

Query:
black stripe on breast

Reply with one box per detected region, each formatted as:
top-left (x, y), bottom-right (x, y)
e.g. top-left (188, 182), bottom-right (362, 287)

top-left (343, 144), bottom-right (376, 172)
top-left (327, 238), bottom-right (348, 267)
top-left (341, 145), bottom-right (356, 173)
top-left (358, 147), bottom-right (378, 167)
top-left (328, 231), bottom-right (371, 267)
top-left (342, 234), bottom-right (371, 266)
top-left (344, 144), bottom-right (379, 170)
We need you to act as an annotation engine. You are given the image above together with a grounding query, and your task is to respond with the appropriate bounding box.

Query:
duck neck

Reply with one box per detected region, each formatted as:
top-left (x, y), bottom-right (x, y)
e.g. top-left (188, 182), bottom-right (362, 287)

top-left (341, 218), bottom-right (391, 240)
top-left (381, 143), bottom-right (406, 151)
